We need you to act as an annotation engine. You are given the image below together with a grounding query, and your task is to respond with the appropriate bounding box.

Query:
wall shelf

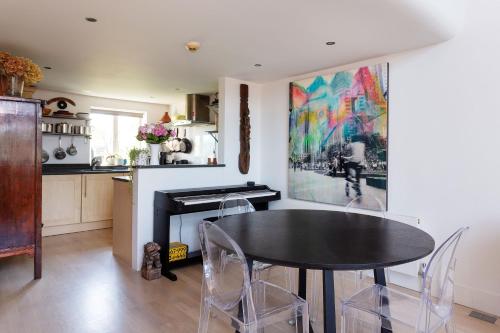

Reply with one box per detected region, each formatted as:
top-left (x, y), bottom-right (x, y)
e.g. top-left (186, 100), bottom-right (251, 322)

top-left (42, 132), bottom-right (91, 138)
top-left (42, 116), bottom-right (90, 121)
top-left (206, 130), bottom-right (219, 143)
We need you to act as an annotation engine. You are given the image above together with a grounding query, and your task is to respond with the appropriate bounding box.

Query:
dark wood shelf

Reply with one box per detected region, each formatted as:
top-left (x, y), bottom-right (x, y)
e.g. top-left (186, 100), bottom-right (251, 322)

top-left (42, 116), bottom-right (90, 121)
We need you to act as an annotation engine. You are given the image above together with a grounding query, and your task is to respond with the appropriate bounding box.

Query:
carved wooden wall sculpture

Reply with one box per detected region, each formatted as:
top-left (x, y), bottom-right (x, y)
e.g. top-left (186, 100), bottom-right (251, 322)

top-left (239, 84), bottom-right (250, 174)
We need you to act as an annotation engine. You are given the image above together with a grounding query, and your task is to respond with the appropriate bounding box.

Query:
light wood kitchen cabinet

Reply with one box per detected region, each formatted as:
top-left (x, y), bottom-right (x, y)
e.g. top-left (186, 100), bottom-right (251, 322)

top-left (42, 175), bottom-right (82, 227)
top-left (42, 172), bottom-right (128, 236)
top-left (81, 173), bottom-right (116, 223)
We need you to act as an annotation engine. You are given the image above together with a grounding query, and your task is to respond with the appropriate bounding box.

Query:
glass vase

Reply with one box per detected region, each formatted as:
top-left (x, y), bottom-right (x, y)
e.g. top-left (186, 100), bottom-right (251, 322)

top-left (8, 75), bottom-right (24, 97)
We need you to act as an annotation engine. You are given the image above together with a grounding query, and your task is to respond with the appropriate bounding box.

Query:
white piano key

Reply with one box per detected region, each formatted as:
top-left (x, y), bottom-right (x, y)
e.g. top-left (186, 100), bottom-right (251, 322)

top-left (174, 190), bottom-right (277, 206)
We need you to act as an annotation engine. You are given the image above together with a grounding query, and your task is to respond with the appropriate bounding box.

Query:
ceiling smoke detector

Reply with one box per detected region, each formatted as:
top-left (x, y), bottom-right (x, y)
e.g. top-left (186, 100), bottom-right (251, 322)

top-left (185, 41), bottom-right (201, 53)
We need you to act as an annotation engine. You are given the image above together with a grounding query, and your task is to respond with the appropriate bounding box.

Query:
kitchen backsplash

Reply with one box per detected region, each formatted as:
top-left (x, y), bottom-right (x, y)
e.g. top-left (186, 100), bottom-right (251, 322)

top-left (166, 125), bottom-right (218, 164)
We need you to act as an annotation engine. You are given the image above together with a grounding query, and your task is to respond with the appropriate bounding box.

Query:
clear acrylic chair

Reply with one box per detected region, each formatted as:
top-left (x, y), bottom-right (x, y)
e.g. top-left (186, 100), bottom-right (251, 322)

top-left (217, 193), bottom-right (257, 219)
top-left (343, 194), bottom-right (390, 294)
top-left (218, 193), bottom-right (296, 292)
top-left (198, 221), bottom-right (309, 333)
top-left (340, 227), bottom-right (469, 333)
top-left (309, 194), bottom-right (388, 323)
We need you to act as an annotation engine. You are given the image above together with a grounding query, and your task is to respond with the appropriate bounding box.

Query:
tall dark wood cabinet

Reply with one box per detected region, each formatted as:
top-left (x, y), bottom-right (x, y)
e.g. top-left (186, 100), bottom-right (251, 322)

top-left (0, 97), bottom-right (42, 279)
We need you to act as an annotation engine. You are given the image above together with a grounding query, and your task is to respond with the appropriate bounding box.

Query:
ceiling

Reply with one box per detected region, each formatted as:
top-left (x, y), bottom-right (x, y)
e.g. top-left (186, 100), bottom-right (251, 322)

top-left (0, 0), bottom-right (464, 105)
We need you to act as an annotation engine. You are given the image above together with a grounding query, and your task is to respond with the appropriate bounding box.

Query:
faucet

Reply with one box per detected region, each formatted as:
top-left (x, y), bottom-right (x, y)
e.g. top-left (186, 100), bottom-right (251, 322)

top-left (91, 157), bottom-right (101, 170)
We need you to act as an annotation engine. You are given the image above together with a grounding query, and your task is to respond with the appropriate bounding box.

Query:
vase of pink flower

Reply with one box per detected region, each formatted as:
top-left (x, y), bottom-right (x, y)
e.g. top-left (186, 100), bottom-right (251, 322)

top-left (136, 123), bottom-right (175, 165)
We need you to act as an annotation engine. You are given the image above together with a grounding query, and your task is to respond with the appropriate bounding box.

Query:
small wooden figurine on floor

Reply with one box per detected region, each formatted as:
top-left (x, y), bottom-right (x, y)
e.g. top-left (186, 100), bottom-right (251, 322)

top-left (141, 242), bottom-right (162, 280)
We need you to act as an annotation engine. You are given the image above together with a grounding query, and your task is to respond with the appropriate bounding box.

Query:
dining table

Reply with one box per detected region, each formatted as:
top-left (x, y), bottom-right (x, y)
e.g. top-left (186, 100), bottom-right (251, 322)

top-left (216, 209), bottom-right (435, 333)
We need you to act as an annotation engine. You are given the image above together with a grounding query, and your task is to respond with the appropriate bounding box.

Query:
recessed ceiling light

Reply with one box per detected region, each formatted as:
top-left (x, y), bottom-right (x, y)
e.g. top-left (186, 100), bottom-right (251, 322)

top-left (85, 17), bottom-right (98, 23)
top-left (326, 41), bottom-right (336, 46)
top-left (185, 41), bottom-right (200, 52)
top-left (43, 66), bottom-right (52, 70)
top-left (254, 63), bottom-right (262, 67)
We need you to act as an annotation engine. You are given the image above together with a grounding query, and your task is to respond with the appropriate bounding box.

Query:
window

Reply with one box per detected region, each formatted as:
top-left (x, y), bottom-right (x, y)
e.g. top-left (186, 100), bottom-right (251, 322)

top-left (90, 108), bottom-right (146, 161)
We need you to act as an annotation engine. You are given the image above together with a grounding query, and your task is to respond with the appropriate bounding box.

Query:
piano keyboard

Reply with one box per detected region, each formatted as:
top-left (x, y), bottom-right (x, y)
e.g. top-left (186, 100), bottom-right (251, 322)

top-left (174, 190), bottom-right (277, 206)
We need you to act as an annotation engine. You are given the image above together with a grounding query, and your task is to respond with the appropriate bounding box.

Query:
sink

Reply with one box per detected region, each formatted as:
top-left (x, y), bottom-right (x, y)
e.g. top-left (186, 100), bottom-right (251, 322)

top-left (78, 168), bottom-right (118, 173)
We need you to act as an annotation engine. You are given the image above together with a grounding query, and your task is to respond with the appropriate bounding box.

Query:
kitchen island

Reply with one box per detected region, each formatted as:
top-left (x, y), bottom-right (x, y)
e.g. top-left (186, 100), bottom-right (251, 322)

top-left (127, 162), bottom-right (263, 271)
top-left (112, 164), bottom-right (225, 268)
top-left (112, 176), bottom-right (133, 265)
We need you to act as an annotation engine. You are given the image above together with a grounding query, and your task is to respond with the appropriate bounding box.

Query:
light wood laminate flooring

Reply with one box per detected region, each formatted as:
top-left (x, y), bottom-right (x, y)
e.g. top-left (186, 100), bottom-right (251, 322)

top-left (0, 229), bottom-right (498, 333)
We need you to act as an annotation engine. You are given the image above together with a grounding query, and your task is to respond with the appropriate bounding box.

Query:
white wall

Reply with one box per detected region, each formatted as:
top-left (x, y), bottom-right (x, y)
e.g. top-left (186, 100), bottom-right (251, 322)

top-left (259, 0), bottom-right (500, 315)
top-left (131, 77), bottom-right (262, 269)
top-left (34, 89), bottom-right (169, 164)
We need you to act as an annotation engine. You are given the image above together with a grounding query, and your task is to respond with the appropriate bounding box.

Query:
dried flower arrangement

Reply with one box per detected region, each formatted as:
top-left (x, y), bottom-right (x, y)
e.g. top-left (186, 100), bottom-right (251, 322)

top-left (0, 51), bottom-right (43, 93)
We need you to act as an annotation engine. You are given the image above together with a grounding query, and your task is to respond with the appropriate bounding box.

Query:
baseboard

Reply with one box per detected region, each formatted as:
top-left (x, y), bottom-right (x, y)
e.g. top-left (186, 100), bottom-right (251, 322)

top-left (390, 271), bottom-right (500, 316)
top-left (455, 283), bottom-right (500, 317)
top-left (42, 220), bottom-right (112, 237)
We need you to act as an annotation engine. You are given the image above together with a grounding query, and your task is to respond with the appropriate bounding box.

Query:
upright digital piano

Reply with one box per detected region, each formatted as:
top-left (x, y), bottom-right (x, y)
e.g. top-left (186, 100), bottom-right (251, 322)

top-left (153, 184), bottom-right (281, 281)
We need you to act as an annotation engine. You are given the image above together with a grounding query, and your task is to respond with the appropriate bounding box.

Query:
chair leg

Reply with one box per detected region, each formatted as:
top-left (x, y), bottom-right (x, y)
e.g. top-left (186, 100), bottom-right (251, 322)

top-left (341, 311), bottom-right (346, 333)
top-left (310, 271), bottom-right (320, 323)
top-left (253, 267), bottom-right (261, 281)
top-left (444, 317), bottom-right (456, 333)
top-left (285, 267), bottom-right (296, 292)
top-left (198, 301), bottom-right (211, 333)
top-left (302, 305), bottom-right (310, 333)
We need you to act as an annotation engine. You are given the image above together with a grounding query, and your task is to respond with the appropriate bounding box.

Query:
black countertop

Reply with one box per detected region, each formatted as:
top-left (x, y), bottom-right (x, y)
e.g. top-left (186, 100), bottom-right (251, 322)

top-left (42, 164), bottom-right (130, 175)
top-left (43, 163), bottom-right (225, 175)
top-left (132, 164), bottom-right (225, 169)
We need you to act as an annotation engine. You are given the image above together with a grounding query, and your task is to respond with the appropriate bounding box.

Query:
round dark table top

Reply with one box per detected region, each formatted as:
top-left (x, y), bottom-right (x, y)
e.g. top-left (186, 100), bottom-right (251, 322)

top-left (216, 209), bottom-right (435, 271)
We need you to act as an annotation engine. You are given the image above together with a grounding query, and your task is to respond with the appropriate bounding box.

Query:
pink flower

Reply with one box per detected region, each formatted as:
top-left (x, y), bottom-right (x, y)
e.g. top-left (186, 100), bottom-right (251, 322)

top-left (152, 124), bottom-right (167, 137)
top-left (137, 122), bottom-right (173, 143)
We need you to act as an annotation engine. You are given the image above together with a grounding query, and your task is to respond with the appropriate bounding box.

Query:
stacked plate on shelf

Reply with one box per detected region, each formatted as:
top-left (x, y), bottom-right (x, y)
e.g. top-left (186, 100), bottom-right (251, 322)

top-left (76, 113), bottom-right (90, 120)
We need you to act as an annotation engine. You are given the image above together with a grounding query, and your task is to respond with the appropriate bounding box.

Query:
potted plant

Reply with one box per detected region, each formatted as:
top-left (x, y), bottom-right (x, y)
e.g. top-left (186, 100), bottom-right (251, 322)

top-left (129, 147), bottom-right (150, 166)
top-left (136, 123), bottom-right (176, 165)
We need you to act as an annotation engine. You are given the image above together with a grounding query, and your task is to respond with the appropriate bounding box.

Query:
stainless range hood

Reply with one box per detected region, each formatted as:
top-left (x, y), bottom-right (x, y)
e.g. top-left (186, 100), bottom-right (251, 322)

top-left (173, 94), bottom-right (215, 127)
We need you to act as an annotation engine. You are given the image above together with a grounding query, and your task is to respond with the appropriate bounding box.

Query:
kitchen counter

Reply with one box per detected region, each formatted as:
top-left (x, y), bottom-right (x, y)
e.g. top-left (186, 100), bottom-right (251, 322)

top-left (132, 164), bottom-right (225, 169)
top-left (43, 164), bottom-right (129, 175)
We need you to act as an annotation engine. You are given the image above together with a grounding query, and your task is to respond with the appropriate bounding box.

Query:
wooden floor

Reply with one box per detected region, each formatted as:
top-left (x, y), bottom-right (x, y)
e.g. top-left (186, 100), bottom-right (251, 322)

top-left (0, 229), bottom-right (498, 333)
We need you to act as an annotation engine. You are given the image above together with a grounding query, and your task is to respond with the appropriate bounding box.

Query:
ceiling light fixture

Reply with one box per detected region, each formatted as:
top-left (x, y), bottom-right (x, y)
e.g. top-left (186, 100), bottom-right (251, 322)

top-left (254, 63), bottom-right (262, 67)
top-left (85, 17), bottom-right (98, 23)
top-left (326, 41), bottom-right (336, 46)
top-left (185, 41), bottom-right (200, 53)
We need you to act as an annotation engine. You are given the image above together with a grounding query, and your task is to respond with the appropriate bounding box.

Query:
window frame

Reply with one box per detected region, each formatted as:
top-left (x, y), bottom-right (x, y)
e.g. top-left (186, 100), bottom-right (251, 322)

top-left (90, 107), bottom-right (147, 159)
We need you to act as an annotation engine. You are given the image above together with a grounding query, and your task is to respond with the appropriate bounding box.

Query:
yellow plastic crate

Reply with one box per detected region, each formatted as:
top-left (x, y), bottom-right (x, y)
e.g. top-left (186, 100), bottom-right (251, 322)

top-left (169, 242), bottom-right (188, 262)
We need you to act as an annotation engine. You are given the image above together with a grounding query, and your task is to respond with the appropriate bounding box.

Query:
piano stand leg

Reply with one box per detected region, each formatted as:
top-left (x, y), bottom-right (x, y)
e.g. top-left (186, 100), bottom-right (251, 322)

top-left (164, 270), bottom-right (178, 281)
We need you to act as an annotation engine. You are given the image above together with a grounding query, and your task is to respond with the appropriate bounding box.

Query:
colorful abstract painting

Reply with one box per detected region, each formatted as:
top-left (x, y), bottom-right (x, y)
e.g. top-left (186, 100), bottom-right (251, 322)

top-left (288, 63), bottom-right (388, 210)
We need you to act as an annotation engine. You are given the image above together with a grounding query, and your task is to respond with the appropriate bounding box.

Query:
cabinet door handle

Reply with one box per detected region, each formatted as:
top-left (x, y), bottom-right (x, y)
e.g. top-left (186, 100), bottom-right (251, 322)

top-left (84, 175), bottom-right (87, 197)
